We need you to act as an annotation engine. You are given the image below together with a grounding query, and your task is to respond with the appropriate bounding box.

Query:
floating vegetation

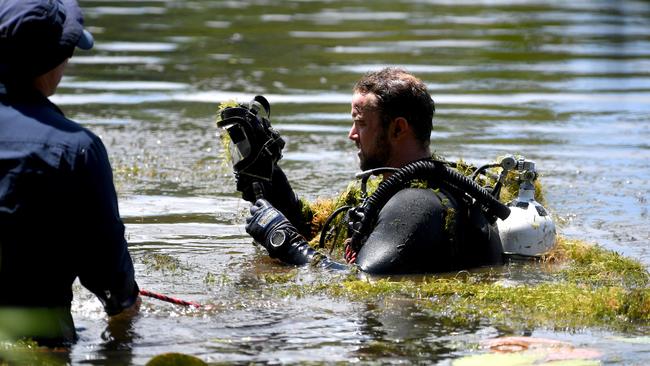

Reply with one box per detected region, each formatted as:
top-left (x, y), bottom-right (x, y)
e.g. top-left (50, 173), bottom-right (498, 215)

top-left (140, 253), bottom-right (185, 273)
top-left (203, 272), bottom-right (218, 285)
top-left (260, 269), bottom-right (299, 284)
top-left (545, 237), bottom-right (650, 288)
top-left (111, 150), bottom-right (167, 184)
top-left (274, 237), bottom-right (650, 331)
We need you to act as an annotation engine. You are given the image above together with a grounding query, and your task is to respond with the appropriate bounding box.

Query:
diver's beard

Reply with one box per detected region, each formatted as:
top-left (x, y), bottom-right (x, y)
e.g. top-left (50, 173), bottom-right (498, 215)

top-left (358, 134), bottom-right (391, 171)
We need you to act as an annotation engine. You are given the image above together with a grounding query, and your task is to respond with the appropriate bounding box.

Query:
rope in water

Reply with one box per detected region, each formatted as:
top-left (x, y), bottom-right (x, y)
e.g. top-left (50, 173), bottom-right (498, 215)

top-left (139, 289), bottom-right (202, 308)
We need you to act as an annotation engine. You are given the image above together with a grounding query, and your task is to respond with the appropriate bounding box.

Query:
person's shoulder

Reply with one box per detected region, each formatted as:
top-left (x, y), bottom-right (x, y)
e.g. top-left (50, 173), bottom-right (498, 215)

top-left (382, 187), bottom-right (449, 214)
top-left (23, 98), bottom-right (100, 149)
top-left (6, 97), bottom-right (106, 165)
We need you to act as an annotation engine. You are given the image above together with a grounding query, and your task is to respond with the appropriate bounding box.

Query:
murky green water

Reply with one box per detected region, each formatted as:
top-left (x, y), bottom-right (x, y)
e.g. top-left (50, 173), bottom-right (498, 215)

top-left (39, 0), bottom-right (650, 364)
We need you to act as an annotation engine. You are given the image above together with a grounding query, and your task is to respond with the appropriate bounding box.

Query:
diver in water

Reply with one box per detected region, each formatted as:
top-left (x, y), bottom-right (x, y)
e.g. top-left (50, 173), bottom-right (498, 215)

top-left (221, 67), bottom-right (509, 274)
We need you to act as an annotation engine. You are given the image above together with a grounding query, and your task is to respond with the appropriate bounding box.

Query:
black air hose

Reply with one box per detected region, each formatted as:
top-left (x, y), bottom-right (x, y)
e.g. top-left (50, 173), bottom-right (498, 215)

top-left (350, 160), bottom-right (510, 249)
top-left (318, 204), bottom-right (353, 250)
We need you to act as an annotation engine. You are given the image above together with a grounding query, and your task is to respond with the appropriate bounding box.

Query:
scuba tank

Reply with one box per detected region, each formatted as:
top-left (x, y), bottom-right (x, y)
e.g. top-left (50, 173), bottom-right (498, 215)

top-left (493, 157), bottom-right (557, 257)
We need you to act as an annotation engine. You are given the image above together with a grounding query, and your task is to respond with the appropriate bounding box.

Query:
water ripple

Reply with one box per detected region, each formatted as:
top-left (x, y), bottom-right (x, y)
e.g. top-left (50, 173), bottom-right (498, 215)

top-left (71, 55), bottom-right (164, 64)
top-left (94, 42), bottom-right (179, 52)
top-left (86, 6), bottom-right (167, 16)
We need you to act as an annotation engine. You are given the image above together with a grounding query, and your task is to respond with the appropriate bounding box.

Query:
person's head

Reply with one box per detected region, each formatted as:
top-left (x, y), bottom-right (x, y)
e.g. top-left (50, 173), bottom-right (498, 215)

top-left (0, 0), bottom-right (94, 94)
top-left (349, 67), bottom-right (435, 171)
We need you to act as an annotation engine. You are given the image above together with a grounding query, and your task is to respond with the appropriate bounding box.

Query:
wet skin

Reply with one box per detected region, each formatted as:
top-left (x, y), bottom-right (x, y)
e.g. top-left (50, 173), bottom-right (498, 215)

top-left (349, 91), bottom-right (391, 171)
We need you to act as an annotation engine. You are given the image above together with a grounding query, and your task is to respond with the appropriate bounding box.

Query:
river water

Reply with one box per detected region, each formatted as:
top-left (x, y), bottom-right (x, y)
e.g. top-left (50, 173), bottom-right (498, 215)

top-left (46, 0), bottom-right (650, 364)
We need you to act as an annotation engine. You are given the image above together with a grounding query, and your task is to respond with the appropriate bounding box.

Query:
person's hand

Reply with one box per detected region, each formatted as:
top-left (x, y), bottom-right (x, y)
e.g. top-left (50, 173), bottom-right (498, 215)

top-left (109, 296), bottom-right (141, 319)
top-left (236, 176), bottom-right (268, 203)
top-left (245, 199), bottom-right (300, 257)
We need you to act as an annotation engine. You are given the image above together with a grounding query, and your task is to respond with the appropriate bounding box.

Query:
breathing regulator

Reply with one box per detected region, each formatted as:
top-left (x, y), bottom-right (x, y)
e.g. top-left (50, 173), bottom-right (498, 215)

top-left (217, 95), bottom-right (284, 184)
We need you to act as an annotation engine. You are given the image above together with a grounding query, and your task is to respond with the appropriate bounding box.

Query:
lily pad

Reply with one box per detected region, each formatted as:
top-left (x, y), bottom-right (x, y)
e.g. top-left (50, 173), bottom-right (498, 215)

top-left (146, 353), bottom-right (207, 366)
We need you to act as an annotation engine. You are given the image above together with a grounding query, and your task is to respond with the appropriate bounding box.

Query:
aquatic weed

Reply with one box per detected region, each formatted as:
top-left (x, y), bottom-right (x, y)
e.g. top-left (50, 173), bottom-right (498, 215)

top-left (140, 253), bottom-right (185, 273)
top-left (270, 237), bottom-right (650, 331)
top-left (545, 237), bottom-right (650, 288)
top-left (214, 100), bottom-right (239, 167)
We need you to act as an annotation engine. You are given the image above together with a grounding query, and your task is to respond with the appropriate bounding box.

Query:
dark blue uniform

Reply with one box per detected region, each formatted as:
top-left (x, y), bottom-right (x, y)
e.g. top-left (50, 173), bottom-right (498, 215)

top-left (0, 85), bottom-right (138, 343)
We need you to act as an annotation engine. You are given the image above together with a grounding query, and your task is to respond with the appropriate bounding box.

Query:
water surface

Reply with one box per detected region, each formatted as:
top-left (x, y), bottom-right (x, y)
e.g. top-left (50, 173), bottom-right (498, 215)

top-left (46, 0), bottom-right (650, 363)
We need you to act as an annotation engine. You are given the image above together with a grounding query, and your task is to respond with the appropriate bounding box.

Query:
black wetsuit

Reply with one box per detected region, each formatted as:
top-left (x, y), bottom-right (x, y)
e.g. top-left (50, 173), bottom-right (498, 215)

top-left (262, 169), bottom-right (503, 274)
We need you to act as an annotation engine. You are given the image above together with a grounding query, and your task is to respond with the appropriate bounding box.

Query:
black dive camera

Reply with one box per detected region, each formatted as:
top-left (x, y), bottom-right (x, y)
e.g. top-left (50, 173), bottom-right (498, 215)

top-left (217, 95), bottom-right (285, 182)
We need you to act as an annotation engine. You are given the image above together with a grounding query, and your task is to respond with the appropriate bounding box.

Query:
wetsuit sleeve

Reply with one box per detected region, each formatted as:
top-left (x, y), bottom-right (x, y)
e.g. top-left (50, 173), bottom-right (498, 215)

top-left (245, 199), bottom-right (346, 270)
top-left (74, 136), bottom-right (139, 316)
top-left (266, 166), bottom-right (312, 236)
top-left (272, 237), bottom-right (348, 271)
top-left (355, 188), bottom-right (457, 274)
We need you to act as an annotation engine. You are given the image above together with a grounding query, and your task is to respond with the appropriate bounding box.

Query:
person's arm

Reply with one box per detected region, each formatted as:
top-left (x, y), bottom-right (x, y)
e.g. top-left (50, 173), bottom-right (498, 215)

top-left (74, 135), bottom-right (140, 316)
top-left (245, 199), bottom-right (347, 270)
top-left (238, 166), bottom-right (312, 237)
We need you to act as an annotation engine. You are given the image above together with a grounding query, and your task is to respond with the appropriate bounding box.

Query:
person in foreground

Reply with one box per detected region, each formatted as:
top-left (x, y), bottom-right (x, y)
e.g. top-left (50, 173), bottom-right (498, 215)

top-left (0, 0), bottom-right (139, 346)
top-left (227, 67), bottom-right (505, 274)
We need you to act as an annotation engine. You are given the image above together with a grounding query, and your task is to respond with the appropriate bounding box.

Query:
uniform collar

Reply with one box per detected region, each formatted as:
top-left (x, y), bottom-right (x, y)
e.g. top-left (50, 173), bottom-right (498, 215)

top-left (0, 82), bottom-right (65, 116)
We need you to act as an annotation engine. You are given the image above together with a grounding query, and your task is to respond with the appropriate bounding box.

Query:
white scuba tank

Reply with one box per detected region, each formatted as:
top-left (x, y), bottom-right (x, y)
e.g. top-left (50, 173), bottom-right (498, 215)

top-left (495, 161), bottom-right (556, 257)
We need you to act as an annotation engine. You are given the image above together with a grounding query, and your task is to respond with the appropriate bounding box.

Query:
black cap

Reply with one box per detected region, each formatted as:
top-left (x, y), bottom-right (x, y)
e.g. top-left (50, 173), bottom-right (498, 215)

top-left (0, 0), bottom-right (94, 80)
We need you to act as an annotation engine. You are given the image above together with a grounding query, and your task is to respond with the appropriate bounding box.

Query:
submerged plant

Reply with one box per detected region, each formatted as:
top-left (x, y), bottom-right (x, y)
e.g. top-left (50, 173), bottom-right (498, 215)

top-left (140, 253), bottom-right (184, 273)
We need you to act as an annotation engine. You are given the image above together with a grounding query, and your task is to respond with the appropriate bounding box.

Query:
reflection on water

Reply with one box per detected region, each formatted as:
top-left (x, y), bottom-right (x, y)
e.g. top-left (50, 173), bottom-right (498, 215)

top-left (53, 0), bottom-right (650, 363)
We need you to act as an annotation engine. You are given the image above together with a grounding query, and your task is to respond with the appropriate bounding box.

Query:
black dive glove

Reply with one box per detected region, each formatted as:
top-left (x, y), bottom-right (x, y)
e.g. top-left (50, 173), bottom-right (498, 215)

top-left (245, 199), bottom-right (309, 265)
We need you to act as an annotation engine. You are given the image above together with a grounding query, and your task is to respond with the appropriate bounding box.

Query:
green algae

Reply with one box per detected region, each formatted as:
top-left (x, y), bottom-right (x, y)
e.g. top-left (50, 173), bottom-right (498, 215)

top-left (140, 253), bottom-right (185, 273)
top-left (271, 237), bottom-right (650, 331)
top-left (547, 238), bottom-right (650, 288)
top-left (260, 269), bottom-right (299, 284)
top-left (214, 100), bottom-right (240, 168)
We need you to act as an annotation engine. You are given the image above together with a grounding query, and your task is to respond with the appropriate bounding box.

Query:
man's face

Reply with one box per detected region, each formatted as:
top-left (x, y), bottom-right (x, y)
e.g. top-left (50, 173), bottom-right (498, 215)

top-left (349, 92), bottom-right (391, 171)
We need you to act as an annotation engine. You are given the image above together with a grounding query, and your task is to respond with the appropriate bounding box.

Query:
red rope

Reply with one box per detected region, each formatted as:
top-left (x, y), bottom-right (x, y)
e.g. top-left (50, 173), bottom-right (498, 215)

top-left (139, 289), bottom-right (202, 308)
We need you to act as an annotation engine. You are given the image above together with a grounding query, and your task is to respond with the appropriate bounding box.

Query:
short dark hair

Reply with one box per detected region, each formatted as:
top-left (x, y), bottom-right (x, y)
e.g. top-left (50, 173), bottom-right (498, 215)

top-left (353, 67), bottom-right (435, 147)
